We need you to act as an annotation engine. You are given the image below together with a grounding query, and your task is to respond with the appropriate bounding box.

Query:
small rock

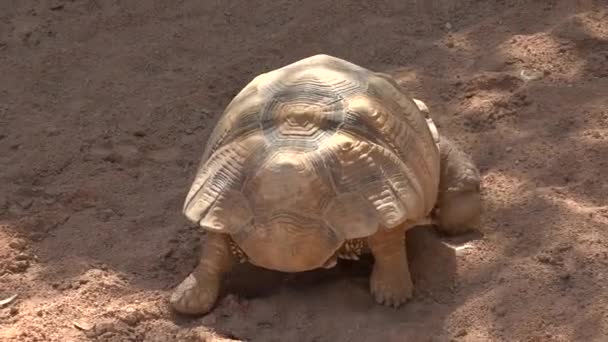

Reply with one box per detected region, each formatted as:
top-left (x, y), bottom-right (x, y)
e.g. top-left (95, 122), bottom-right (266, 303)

top-left (8, 260), bottom-right (30, 273)
top-left (133, 130), bottom-right (146, 138)
top-left (36, 310), bottom-right (44, 317)
top-left (17, 198), bottom-right (33, 209)
top-left (50, 4), bottom-right (64, 11)
top-left (57, 282), bottom-right (72, 291)
top-left (257, 321), bottom-right (272, 329)
top-left (446, 41), bottom-right (455, 48)
top-left (73, 320), bottom-right (93, 331)
top-left (445, 22), bottom-right (453, 30)
top-left (493, 306), bottom-right (507, 317)
top-left (200, 313), bottom-right (217, 325)
top-left (519, 68), bottom-right (544, 81)
top-left (592, 131), bottom-right (601, 139)
top-left (506, 147), bottom-right (513, 152)
top-left (96, 208), bottom-right (115, 222)
top-left (455, 329), bottom-right (468, 337)
top-left (14, 253), bottom-right (30, 261)
top-left (0, 294), bottom-right (18, 307)
top-left (9, 307), bottom-right (18, 316)
top-left (119, 309), bottom-right (144, 326)
top-left (8, 239), bottom-right (27, 251)
top-left (559, 272), bottom-right (571, 281)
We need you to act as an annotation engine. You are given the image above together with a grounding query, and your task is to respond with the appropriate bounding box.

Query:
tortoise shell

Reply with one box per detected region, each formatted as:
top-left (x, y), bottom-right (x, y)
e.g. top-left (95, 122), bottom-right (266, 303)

top-left (183, 54), bottom-right (440, 272)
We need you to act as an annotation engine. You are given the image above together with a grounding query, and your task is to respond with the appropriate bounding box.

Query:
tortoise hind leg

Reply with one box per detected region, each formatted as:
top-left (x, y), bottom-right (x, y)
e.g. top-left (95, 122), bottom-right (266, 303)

top-left (367, 225), bottom-right (413, 308)
top-left (170, 232), bottom-right (235, 315)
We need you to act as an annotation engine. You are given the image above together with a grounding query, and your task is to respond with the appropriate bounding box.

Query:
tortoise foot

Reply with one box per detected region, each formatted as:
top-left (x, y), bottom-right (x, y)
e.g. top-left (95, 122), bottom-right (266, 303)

top-left (170, 272), bottom-right (220, 315)
top-left (370, 263), bottom-right (413, 308)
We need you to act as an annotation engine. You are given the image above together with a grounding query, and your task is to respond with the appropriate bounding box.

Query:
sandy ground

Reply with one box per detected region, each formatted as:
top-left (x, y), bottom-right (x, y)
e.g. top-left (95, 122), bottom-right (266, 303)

top-left (1, 0), bottom-right (607, 341)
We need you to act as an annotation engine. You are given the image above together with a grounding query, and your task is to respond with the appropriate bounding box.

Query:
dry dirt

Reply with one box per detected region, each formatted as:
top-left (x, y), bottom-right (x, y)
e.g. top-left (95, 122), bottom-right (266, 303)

top-left (1, 1), bottom-right (608, 341)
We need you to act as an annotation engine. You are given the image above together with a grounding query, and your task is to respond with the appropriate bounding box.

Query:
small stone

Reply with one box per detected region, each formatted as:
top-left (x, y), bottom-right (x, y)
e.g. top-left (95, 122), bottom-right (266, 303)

top-left (57, 282), bottom-right (72, 291)
top-left (132, 130), bottom-right (146, 138)
top-left (519, 68), bottom-right (544, 81)
top-left (14, 253), bottom-right (30, 261)
top-left (9, 239), bottom-right (27, 251)
top-left (506, 147), bottom-right (513, 152)
top-left (446, 41), bottom-right (455, 48)
top-left (8, 260), bottom-right (30, 273)
top-left (73, 320), bottom-right (93, 331)
top-left (9, 307), bottom-right (18, 316)
top-left (117, 308), bottom-right (148, 327)
top-left (455, 329), bottom-right (467, 337)
top-left (200, 313), bottom-right (217, 325)
top-left (0, 294), bottom-right (18, 307)
top-left (96, 208), bottom-right (115, 222)
top-left (493, 306), bottom-right (507, 317)
top-left (36, 310), bottom-right (44, 317)
top-left (445, 22), bottom-right (453, 30)
top-left (257, 321), bottom-right (272, 329)
top-left (592, 131), bottom-right (601, 139)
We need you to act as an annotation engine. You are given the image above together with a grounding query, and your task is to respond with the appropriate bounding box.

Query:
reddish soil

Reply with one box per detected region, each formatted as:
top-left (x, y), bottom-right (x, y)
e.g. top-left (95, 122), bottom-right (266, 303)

top-left (1, 1), bottom-right (607, 341)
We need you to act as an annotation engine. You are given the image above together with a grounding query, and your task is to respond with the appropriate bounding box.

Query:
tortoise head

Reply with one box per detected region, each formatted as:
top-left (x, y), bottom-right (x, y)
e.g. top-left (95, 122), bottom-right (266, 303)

top-left (433, 136), bottom-right (481, 235)
top-left (411, 98), bottom-right (481, 234)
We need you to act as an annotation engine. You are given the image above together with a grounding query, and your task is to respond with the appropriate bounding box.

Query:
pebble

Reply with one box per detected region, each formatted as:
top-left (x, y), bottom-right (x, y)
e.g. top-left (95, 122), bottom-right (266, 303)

top-left (96, 208), bottom-right (115, 222)
top-left (73, 320), bottom-right (93, 331)
top-left (200, 313), bottom-right (217, 325)
top-left (8, 260), bottom-right (30, 273)
top-left (493, 306), bottom-right (507, 317)
top-left (519, 68), bottom-right (544, 81)
top-left (17, 198), bottom-right (33, 209)
top-left (14, 253), bottom-right (30, 261)
top-left (9, 307), bottom-right (18, 316)
top-left (445, 22), bottom-right (452, 30)
top-left (132, 130), bottom-right (146, 138)
top-left (455, 329), bottom-right (468, 337)
top-left (8, 239), bottom-right (27, 251)
top-left (119, 309), bottom-right (144, 326)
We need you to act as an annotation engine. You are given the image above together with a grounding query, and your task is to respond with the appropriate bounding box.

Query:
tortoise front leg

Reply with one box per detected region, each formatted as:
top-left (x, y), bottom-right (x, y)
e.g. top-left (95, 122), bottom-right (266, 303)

top-left (170, 232), bottom-right (235, 315)
top-left (367, 225), bottom-right (413, 308)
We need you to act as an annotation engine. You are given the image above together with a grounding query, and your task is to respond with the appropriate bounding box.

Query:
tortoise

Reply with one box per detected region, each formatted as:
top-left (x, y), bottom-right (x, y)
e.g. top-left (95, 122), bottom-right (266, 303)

top-left (170, 54), bottom-right (481, 315)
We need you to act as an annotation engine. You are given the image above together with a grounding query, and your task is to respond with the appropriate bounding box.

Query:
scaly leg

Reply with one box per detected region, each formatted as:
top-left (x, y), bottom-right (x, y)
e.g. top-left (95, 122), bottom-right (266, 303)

top-left (367, 225), bottom-right (413, 308)
top-left (170, 232), bottom-right (235, 315)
